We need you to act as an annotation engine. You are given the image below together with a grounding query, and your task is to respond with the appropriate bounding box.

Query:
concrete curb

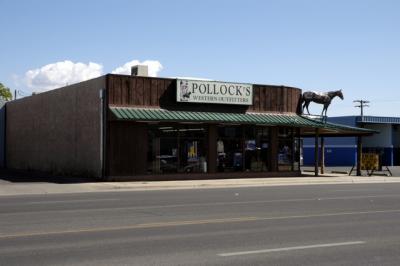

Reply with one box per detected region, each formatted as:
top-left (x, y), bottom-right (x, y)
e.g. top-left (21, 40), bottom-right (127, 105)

top-left (1, 174), bottom-right (399, 196)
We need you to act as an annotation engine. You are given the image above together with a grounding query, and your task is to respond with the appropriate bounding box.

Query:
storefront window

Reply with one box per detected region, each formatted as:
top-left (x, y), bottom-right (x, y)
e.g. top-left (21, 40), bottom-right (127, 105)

top-left (178, 125), bottom-right (207, 173)
top-left (147, 124), bottom-right (299, 174)
top-left (147, 125), bottom-right (178, 174)
top-left (216, 126), bottom-right (270, 172)
top-left (217, 126), bottom-right (243, 172)
top-left (244, 127), bottom-right (269, 172)
top-left (278, 128), bottom-right (294, 171)
top-left (293, 129), bottom-right (301, 171)
top-left (147, 124), bottom-right (207, 174)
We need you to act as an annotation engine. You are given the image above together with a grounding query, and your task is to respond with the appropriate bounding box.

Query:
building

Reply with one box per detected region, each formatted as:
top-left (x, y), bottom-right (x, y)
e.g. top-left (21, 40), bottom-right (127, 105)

top-left (0, 99), bottom-right (5, 169)
top-left (4, 67), bottom-right (374, 180)
top-left (304, 116), bottom-right (400, 167)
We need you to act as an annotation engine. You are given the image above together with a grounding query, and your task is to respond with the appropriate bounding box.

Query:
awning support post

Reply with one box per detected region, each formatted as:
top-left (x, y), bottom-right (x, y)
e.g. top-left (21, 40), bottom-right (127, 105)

top-left (314, 129), bottom-right (319, 176)
top-left (320, 137), bottom-right (325, 174)
top-left (357, 136), bottom-right (362, 176)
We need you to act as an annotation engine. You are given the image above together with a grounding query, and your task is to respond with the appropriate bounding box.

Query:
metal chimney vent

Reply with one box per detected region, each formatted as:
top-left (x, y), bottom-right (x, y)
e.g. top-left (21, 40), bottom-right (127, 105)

top-left (131, 65), bottom-right (149, 77)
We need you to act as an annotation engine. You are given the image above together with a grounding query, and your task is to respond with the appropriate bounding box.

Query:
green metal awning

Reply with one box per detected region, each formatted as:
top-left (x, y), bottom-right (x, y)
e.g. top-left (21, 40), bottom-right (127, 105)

top-left (109, 107), bottom-right (377, 136)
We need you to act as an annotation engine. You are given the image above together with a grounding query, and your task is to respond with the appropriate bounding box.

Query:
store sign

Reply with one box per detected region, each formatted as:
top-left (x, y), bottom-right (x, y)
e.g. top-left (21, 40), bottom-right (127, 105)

top-left (176, 79), bottom-right (253, 105)
top-left (361, 153), bottom-right (379, 171)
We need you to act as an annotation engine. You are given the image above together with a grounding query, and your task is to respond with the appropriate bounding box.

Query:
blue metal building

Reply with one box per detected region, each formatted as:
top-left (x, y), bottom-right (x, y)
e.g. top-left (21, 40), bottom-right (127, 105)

top-left (303, 116), bottom-right (400, 166)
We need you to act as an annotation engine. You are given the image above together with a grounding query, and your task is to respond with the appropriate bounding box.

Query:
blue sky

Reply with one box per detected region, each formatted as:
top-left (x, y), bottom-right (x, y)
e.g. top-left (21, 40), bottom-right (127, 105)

top-left (1, 0), bottom-right (399, 116)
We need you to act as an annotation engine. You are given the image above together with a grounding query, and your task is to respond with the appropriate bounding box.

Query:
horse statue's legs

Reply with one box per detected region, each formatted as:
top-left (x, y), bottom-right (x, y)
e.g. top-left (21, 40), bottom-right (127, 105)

top-left (302, 100), bottom-right (309, 115)
top-left (305, 101), bottom-right (311, 115)
top-left (321, 104), bottom-right (329, 122)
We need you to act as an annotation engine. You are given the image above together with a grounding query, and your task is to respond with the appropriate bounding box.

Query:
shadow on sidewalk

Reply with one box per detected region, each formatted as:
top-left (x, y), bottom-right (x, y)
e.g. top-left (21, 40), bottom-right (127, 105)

top-left (301, 166), bottom-right (400, 177)
top-left (0, 169), bottom-right (99, 184)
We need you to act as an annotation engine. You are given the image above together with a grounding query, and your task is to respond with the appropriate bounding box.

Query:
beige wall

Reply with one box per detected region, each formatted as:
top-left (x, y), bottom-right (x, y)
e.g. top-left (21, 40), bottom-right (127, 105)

top-left (6, 76), bottom-right (106, 177)
top-left (363, 124), bottom-right (393, 148)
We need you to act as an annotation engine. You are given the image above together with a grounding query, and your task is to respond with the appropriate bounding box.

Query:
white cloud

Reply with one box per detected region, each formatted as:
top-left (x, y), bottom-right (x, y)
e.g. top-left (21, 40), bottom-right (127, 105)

top-left (25, 60), bottom-right (103, 92)
top-left (22, 59), bottom-right (163, 93)
top-left (111, 60), bottom-right (163, 77)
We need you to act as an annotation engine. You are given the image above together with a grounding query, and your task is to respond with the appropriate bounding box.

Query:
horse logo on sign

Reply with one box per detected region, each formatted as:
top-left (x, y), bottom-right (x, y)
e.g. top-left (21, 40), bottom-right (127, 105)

top-left (179, 80), bottom-right (191, 101)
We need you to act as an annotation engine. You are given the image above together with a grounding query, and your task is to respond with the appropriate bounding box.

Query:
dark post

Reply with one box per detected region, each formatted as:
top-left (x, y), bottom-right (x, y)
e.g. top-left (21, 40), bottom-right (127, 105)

top-left (320, 137), bottom-right (325, 174)
top-left (270, 127), bottom-right (279, 172)
top-left (135, 124), bottom-right (148, 175)
top-left (314, 129), bottom-right (319, 176)
top-left (208, 125), bottom-right (217, 173)
top-left (357, 136), bottom-right (362, 176)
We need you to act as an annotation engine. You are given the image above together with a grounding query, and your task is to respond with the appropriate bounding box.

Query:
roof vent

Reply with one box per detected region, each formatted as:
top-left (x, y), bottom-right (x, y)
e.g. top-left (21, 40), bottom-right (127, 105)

top-left (131, 65), bottom-right (149, 77)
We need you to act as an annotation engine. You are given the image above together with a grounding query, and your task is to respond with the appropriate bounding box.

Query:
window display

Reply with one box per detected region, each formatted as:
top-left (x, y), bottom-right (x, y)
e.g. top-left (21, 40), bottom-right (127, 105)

top-left (278, 128), bottom-right (294, 171)
top-left (147, 125), bottom-right (207, 174)
top-left (293, 137), bottom-right (301, 171)
top-left (147, 124), bottom-right (299, 175)
top-left (217, 126), bottom-right (243, 172)
top-left (244, 127), bottom-right (269, 172)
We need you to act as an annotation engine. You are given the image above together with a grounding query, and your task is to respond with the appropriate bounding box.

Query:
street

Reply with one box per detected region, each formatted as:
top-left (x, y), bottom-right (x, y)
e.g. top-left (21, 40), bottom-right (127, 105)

top-left (1, 183), bottom-right (400, 265)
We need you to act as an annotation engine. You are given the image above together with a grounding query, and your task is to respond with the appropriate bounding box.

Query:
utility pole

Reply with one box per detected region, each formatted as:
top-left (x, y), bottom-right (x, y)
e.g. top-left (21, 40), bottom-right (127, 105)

top-left (353, 100), bottom-right (370, 117)
top-left (353, 99), bottom-right (369, 176)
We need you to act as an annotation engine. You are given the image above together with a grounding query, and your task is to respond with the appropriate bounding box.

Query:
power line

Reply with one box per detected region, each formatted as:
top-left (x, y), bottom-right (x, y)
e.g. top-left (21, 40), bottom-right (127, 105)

top-left (353, 100), bottom-right (370, 117)
top-left (368, 99), bottom-right (400, 103)
top-left (13, 89), bottom-right (29, 100)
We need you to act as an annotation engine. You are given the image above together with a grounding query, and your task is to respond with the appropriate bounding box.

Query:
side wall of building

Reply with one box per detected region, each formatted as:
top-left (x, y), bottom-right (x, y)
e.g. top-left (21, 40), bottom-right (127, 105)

top-left (303, 146), bottom-right (357, 166)
top-left (6, 77), bottom-right (105, 177)
top-left (393, 125), bottom-right (400, 165)
top-left (0, 100), bottom-right (5, 168)
top-left (363, 124), bottom-right (394, 166)
top-left (363, 124), bottom-right (392, 147)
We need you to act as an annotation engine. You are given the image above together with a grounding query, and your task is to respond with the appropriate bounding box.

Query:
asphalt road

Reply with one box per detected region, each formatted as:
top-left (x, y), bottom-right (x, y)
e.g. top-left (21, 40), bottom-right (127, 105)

top-left (1, 183), bottom-right (400, 265)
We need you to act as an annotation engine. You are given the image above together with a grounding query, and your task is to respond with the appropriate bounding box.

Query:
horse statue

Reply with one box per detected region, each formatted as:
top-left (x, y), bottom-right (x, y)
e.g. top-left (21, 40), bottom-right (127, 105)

top-left (301, 90), bottom-right (344, 118)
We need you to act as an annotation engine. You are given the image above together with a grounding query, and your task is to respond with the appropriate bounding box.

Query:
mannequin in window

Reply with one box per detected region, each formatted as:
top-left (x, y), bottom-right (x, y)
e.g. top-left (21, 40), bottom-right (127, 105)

top-left (261, 142), bottom-right (268, 171)
top-left (217, 139), bottom-right (225, 172)
top-left (217, 139), bottom-right (224, 154)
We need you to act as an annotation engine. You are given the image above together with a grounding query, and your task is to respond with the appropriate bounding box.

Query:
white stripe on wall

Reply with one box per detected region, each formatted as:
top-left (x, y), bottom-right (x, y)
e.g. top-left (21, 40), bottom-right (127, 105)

top-left (303, 145), bottom-right (357, 148)
top-left (304, 145), bottom-right (394, 148)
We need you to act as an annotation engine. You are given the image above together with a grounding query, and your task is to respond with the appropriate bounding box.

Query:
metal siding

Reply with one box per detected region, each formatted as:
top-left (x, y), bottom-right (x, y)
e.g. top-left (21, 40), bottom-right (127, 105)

top-left (358, 116), bottom-right (400, 125)
top-left (383, 147), bottom-right (394, 166)
top-left (328, 116), bottom-right (358, 127)
top-left (303, 136), bottom-right (357, 146)
top-left (304, 146), bottom-right (357, 166)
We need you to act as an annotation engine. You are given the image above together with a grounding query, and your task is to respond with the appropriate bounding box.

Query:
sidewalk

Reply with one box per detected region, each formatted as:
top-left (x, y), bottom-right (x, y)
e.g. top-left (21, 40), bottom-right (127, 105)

top-left (1, 173), bottom-right (399, 196)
